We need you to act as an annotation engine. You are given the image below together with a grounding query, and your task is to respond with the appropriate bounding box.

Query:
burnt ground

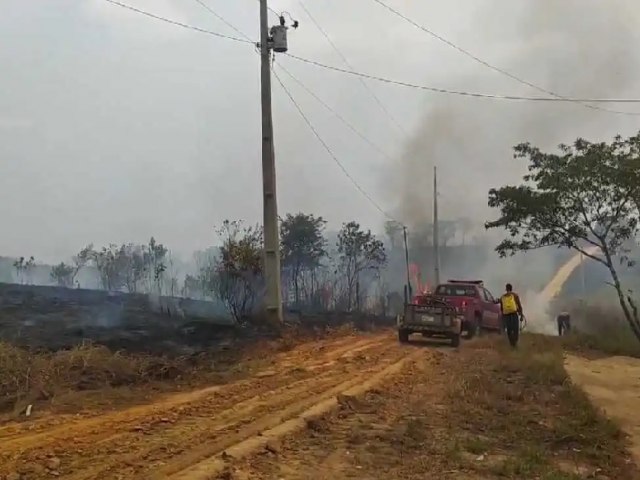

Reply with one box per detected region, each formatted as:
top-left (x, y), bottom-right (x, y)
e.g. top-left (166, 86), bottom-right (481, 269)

top-left (0, 302), bottom-right (395, 422)
top-left (0, 301), bottom-right (395, 356)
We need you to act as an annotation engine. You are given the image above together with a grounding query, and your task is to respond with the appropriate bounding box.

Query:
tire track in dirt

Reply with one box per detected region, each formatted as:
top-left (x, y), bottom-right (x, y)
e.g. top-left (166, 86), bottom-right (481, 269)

top-left (62, 342), bottom-right (402, 480)
top-left (0, 332), bottom-right (405, 480)
top-left (167, 350), bottom-right (420, 480)
top-left (0, 334), bottom-right (386, 446)
top-left (2, 336), bottom-right (387, 449)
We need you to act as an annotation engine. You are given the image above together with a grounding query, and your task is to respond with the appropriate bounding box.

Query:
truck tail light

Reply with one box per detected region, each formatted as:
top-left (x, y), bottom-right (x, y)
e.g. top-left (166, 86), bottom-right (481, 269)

top-left (456, 301), bottom-right (467, 314)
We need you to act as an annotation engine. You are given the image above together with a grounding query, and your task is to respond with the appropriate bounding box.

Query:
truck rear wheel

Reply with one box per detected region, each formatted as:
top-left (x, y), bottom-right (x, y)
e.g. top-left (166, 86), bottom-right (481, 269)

top-left (466, 317), bottom-right (479, 339)
top-left (398, 329), bottom-right (410, 343)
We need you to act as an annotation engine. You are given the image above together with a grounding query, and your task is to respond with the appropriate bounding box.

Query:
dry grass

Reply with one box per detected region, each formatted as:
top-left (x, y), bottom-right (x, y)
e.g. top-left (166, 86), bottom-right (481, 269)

top-left (562, 328), bottom-right (640, 358)
top-left (0, 322), bottom-right (369, 419)
top-left (446, 334), bottom-right (635, 479)
top-left (0, 341), bottom-right (197, 415)
top-left (551, 299), bottom-right (640, 358)
top-left (237, 334), bottom-right (639, 479)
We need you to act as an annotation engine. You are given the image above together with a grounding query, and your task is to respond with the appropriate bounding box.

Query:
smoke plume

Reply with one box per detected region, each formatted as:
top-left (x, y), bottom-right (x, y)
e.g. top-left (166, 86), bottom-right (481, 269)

top-left (388, 0), bottom-right (640, 299)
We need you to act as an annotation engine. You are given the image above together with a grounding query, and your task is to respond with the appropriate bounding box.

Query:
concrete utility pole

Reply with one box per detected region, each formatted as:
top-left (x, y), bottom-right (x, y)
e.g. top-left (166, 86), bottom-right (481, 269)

top-left (403, 226), bottom-right (412, 298)
top-left (433, 166), bottom-right (440, 286)
top-left (260, 0), bottom-right (283, 324)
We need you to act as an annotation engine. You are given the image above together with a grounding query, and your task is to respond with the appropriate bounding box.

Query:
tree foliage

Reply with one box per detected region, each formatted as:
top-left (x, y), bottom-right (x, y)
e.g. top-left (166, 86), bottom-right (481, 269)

top-left (80, 238), bottom-right (168, 293)
top-left (337, 221), bottom-right (386, 311)
top-left (90, 244), bottom-right (127, 291)
top-left (212, 220), bottom-right (263, 324)
top-left (486, 132), bottom-right (640, 339)
top-left (50, 262), bottom-right (74, 287)
top-left (13, 256), bottom-right (35, 285)
top-left (72, 244), bottom-right (94, 287)
top-left (280, 213), bottom-right (327, 306)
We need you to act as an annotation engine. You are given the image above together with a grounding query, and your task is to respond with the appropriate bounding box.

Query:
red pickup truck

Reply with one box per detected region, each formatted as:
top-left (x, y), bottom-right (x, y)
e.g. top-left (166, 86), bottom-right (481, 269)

top-left (429, 280), bottom-right (502, 337)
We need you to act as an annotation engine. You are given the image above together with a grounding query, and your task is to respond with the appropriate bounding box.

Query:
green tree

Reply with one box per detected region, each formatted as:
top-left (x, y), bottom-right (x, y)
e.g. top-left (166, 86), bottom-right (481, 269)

top-left (280, 213), bottom-right (327, 306)
top-left (212, 220), bottom-right (263, 323)
top-left (13, 256), bottom-right (35, 285)
top-left (72, 244), bottom-right (94, 287)
top-left (337, 221), bottom-right (386, 311)
top-left (91, 245), bottom-right (126, 291)
top-left (12, 257), bottom-right (25, 284)
top-left (485, 133), bottom-right (640, 340)
top-left (119, 244), bottom-right (146, 293)
top-left (145, 237), bottom-right (167, 294)
top-left (50, 262), bottom-right (75, 287)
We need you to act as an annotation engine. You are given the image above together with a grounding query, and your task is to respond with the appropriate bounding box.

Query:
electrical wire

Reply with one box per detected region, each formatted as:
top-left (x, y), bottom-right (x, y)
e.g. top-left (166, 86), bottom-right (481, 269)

top-left (272, 66), bottom-right (402, 224)
top-left (192, 0), bottom-right (254, 42)
top-left (103, 0), bottom-right (640, 108)
top-left (276, 64), bottom-right (396, 164)
top-left (284, 53), bottom-right (640, 104)
top-left (183, 1), bottom-right (405, 223)
top-left (261, 0), bottom-right (282, 18)
top-left (193, 0), bottom-right (397, 163)
top-left (370, 0), bottom-right (640, 116)
top-left (297, 1), bottom-right (409, 136)
top-left (102, 0), bottom-right (255, 44)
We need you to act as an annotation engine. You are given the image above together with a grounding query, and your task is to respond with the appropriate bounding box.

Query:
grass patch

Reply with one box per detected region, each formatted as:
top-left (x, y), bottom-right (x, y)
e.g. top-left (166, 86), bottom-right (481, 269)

top-left (491, 446), bottom-right (548, 477)
top-left (445, 334), bottom-right (637, 479)
top-left (232, 334), bottom-right (638, 479)
top-left (549, 299), bottom-right (640, 358)
top-left (0, 325), bottom-right (367, 418)
top-left (562, 329), bottom-right (640, 358)
top-left (0, 341), bottom-right (199, 415)
top-left (463, 435), bottom-right (491, 455)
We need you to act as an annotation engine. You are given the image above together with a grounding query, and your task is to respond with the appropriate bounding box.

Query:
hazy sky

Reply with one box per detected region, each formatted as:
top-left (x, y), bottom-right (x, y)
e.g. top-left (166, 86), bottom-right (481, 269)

top-left (1, 0), bottom-right (639, 263)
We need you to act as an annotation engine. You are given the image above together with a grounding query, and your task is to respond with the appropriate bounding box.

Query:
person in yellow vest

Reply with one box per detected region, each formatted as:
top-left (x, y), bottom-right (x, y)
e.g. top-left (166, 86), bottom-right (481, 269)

top-left (499, 283), bottom-right (524, 348)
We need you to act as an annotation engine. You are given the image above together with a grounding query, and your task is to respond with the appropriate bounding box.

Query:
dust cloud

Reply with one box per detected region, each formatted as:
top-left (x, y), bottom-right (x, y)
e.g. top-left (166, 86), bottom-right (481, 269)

top-left (387, 0), bottom-right (640, 305)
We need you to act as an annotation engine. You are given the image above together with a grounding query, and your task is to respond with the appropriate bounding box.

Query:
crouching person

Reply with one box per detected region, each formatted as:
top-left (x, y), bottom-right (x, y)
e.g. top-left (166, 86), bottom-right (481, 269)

top-left (557, 311), bottom-right (571, 336)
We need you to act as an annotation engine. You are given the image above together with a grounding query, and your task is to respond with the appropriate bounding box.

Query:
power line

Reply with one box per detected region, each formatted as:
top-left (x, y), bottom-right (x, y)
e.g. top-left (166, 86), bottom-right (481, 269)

top-left (258, 0), bottom-right (282, 18)
top-left (192, 0), bottom-right (396, 163)
top-left (103, 0), bottom-right (640, 110)
top-left (297, 1), bottom-right (409, 136)
top-left (193, 0), bottom-right (401, 213)
top-left (103, 0), bottom-right (254, 44)
top-left (284, 53), bottom-right (640, 105)
top-left (276, 63), bottom-right (396, 164)
top-left (369, 0), bottom-right (639, 116)
top-left (272, 66), bottom-right (401, 224)
top-left (193, 0), bottom-right (254, 42)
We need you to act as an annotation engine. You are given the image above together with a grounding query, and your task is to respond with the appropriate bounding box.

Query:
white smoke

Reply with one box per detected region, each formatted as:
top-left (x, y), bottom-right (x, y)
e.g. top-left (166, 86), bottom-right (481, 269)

top-left (521, 290), bottom-right (556, 335)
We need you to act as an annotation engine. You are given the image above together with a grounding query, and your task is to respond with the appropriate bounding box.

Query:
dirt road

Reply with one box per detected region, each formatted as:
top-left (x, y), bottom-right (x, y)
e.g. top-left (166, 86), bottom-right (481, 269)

top-left (2, 333), bottom-right (637, 480)
top-left (0, 331), bottom-right (419, 480)
top-left (565, 354), bottom-right (640, 463)
top-left (231, 336), bottom-right (638, 480)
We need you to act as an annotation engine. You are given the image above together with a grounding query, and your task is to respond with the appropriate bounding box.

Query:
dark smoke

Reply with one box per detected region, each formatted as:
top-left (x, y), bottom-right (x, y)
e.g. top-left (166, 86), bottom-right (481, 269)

top-left (391, 0), bottom-right (640, 233)
top-left (383, 1), bottom-right (640, 326)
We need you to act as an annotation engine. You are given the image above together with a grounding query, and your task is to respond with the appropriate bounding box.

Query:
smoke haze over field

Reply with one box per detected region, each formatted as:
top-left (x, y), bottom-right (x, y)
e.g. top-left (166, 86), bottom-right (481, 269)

top-left (385, 0), bottom-right (640, 301)
top-left (0, 0), bottom-right (639, 265)
top-left (392, 0), bottom-right (640, 232)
